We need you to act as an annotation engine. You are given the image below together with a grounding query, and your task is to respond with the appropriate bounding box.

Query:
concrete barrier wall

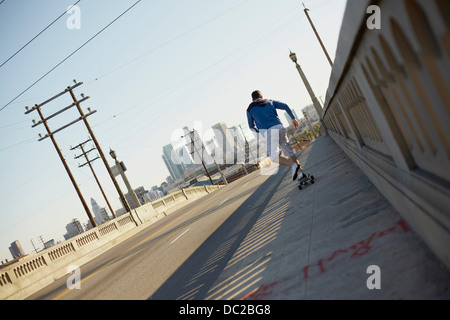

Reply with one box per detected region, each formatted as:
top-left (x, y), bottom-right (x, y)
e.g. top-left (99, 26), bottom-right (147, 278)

top-left (323, 1), bottom-right (450, 267)
top-left (0, 185), bottom-right (222, 300)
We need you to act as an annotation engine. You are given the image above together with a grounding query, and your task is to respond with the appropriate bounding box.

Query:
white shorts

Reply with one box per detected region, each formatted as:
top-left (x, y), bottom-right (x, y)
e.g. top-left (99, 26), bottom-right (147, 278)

top-left (262, 124), bottom-right (295, 161)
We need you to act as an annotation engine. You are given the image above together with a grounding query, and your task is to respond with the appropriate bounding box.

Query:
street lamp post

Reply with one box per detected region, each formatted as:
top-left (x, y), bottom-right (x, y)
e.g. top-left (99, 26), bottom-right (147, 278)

top-left (289, 51), bottom-right (328, 136)
top-left (302, 4), bottom-right (333, 67)
top-left (109, 148), bottom-right (140, 209)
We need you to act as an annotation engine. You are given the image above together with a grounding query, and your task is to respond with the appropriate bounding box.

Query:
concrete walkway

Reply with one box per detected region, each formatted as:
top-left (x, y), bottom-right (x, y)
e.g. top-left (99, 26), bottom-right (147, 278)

top-left (205, 135), bottom-right (450, 300)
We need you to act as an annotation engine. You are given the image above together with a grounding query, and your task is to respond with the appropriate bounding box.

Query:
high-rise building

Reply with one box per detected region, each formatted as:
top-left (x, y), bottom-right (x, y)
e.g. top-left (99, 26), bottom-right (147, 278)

top-left (162, 144), bottom-right (185, 181)
top-left (284, 109), bottom-right (300, 124)
top-left (91, 198), bottom-right (106, 226)
top-left (134, 186), bottom-right (150, 205)
top-left (302, 104), bottom-right (319, 123)
top-left (9, 240), bottom-right (25, 259)
top-left (212, 122), bottom-right (236, 165)
top-left (176, 145), bottom-right (195, 170)
top-left (146, 189), bottom-right (164, 201)
top-left (124, 186), bottom-right (150, 209)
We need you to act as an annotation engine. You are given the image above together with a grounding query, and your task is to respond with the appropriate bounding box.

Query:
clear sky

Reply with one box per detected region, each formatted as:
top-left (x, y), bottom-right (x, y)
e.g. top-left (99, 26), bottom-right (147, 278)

top-left (0, 0), bottom-right (347, 261)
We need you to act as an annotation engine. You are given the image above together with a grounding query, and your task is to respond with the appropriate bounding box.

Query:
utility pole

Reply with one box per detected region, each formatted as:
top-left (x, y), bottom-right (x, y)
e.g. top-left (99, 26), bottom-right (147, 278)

top-left (72, 218), bottom-right (83, 235)
top-left (214, 158), bottom-right (228, 185)
top-left (183, 129), bottom-right (214, 186)
top-left (71, 138), bottom-right (116, 219)
top-left (25, 82), bottom-right (97, 228)
top-left (302, 3), bottom-right (333, 67)
top-left (38, 236), bottom-right (45, 248)
top-left (67, 84), bottom-right (132, 214)
top-left (239, 124), bottom-right (258, 164)
top-left (30, 239), bottom-right (38, 253)
top-left (234, 135), bottom-right (249, 176)
top-left (288, 127), bottom-right (302, 150)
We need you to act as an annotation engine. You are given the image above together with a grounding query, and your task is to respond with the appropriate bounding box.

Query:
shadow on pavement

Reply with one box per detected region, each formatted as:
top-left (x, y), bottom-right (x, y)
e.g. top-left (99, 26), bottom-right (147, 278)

top-left (148, 166), bottom-right (288, 300)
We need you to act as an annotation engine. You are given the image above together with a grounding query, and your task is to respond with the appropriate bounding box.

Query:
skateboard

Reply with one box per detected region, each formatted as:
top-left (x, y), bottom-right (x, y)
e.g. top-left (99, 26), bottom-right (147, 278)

top-left (297, 174), bottom-right (315, 190)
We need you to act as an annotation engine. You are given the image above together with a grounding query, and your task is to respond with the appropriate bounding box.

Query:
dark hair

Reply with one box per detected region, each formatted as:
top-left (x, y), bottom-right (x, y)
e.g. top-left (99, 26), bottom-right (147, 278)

top-left (251, 90), bottom-right (262, 101)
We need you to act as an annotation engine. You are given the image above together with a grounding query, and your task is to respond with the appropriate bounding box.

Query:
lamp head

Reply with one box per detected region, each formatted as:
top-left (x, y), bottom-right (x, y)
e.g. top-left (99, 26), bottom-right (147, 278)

top-left (109, 148), bottom-right (117, 160)
top-left (289, 50), bottom-right (297, 63)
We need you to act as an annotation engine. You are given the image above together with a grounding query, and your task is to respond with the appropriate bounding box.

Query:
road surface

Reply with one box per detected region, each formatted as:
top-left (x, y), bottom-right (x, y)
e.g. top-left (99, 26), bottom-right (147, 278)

top-left (29, 169), bottom-right (284, 300)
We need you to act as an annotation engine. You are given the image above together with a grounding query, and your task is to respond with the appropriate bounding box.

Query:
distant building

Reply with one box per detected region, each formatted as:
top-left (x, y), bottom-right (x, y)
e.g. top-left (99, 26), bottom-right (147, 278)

top-left (91, 198), bottom-right (107, 225)
top-left (9, 240), bottom-right (25, 259)
top-left (162, 144), bottom-right (185, 181)
top-left (125, 186), bottom-right (151, 209)
top-left (284, 109), bottom-right (299, 124)
top-left (63, 219), bottom-right (84, 240)
top-left (134, 186), bottom-right (150, 205)
top-left (115, 207), bottom-right (127, 217)
top-left (212, 122), bottom-right (236, 165)
top-left (165, 175), bottom-right (174, 185)
top-left (302, 104), bottom-right (320, 123)
top-left (44, 239), bottom-right (55, 249)
top-left (146, 189), bottom-right (164, 202)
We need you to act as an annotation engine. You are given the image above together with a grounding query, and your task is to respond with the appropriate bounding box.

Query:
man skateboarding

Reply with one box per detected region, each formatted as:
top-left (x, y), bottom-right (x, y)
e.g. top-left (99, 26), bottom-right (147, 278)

top-left (246, 90), bottom-right (307, 180)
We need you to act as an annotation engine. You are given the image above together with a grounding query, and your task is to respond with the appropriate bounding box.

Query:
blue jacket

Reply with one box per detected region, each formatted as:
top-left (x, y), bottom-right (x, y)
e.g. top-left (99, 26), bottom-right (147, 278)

top-left (247, 99), bottom-right (295, 133)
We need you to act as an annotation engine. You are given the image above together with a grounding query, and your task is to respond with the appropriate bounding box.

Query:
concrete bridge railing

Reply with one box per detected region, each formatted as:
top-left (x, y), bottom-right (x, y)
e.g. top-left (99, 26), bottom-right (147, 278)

top-left (0, 185), bottom-right (222, 300)
top-left (323, 0), bottom-right (450, 267)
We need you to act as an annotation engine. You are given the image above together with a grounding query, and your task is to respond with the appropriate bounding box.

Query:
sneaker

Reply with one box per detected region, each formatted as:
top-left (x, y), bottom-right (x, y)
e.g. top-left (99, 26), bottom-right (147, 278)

top-left (291, 163), bottom-right (300, 180)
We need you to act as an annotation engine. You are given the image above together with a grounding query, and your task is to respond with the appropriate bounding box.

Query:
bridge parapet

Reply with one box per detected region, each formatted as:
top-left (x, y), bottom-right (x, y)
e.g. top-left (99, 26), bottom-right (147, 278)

top-left (323, 0), bottom-right (450, 267)
top-left (0, 185), bottom-right (222, 299)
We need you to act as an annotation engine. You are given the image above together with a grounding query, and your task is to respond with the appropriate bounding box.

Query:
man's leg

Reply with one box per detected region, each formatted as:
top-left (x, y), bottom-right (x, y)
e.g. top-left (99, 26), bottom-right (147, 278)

top-left (274, 153), bottom-right (294, 167)
top-left (267, 128), bottom-right (293, 168)
top-left (266, 126), bottom-right (300, 180)
top-left (278, 127), bottom-right (302, 180)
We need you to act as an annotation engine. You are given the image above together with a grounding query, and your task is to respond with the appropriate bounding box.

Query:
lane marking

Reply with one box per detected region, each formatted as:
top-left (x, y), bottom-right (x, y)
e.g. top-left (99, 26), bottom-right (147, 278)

top-left (170, 228), bottom-right (190, 245)
top-left (219, 198), bottom-right (229, 206)
top-left (52, 187), bottom-right (226, 300)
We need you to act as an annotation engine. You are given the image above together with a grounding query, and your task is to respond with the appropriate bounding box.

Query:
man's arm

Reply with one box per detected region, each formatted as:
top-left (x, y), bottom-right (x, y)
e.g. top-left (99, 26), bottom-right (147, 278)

top-left (247, 111), bottom-right (259, 133)
top-left (273, 101), bottom-right (299, 129)
top-left (273, 100), bottom-right (295, 120)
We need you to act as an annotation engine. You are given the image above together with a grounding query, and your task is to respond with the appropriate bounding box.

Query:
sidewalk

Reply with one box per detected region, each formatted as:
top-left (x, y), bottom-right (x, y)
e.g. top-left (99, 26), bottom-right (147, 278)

top-left (205, 135), bottom-right (450, 300)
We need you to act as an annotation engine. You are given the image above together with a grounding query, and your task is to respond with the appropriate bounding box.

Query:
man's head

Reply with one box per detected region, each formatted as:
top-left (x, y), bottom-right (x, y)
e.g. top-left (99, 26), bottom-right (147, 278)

top-left (251, 90), bottom-right (263, 101)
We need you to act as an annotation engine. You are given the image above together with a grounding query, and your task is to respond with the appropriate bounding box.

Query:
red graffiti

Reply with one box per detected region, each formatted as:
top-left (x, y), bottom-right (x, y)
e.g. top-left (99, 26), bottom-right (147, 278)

top-left (324, 220), bottom-right (410, 265)
top-left (239, 219), bottom-right (411, 300)
top-left (238, 281), bottom-right (278, 300)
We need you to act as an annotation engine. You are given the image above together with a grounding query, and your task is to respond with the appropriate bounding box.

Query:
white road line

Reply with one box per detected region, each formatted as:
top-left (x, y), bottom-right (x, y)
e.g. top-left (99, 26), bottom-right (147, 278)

top-left (242, 182), bottom-right (249, 188)
top-left (170, 228), bottom-right (191, 245)
top-left (219, 198), bottom-right (229, 206)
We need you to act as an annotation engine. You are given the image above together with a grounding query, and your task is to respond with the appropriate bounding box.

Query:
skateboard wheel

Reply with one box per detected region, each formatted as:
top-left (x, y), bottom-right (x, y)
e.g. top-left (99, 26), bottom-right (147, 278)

top-left (311, 180), bottom-right (315, 184)
top-left (298, 186), bottom-right (302, 190)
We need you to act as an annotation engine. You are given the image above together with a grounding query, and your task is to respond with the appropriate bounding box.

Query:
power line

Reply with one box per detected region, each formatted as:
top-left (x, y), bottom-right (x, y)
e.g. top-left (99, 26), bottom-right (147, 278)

top-left (0, 119), bottom-right (29, 129)
top-left (0, 0), bottom-right (82, 69)
top-left (0, 0), bottom-right (141, 113)
top-left (0, 137), bottom-right (35, 152)
top-left (88, 0), bottom-right (250, 83)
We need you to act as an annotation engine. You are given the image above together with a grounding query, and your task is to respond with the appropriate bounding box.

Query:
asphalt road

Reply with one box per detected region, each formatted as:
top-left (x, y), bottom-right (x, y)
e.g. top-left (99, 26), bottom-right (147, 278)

top-left (28, 168), bottom-right (286, 300)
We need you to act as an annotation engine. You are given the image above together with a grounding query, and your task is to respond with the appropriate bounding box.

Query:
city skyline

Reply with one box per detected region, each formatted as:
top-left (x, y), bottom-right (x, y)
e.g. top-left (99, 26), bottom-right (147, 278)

top-left (0, 0), bottom-right (346, 261)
